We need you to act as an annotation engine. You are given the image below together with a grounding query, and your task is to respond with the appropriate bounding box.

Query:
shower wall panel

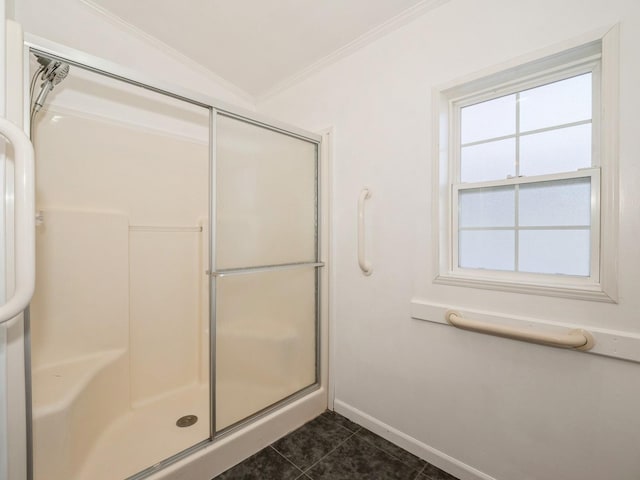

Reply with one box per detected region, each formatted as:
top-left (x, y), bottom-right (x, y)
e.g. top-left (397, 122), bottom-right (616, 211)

top-left (31, 94), bottom-right (210, 479)
top-left (30, 209), bottom-right (129, 369)
top-left (33, 107), bottom-right (208, 225)
top-left (33, 107), bottom-right (210, 405)
top-left (129, 230), bottom-right (205, 404)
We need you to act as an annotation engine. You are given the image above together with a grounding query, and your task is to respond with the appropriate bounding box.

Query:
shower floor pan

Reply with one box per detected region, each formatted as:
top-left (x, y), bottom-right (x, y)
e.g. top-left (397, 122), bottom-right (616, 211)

top-left (32, 346), bottom-right (303, 480)
top-left (78, 381), bottom-right (296, 480)
top-left (77, 384), bottom-right (210, 480)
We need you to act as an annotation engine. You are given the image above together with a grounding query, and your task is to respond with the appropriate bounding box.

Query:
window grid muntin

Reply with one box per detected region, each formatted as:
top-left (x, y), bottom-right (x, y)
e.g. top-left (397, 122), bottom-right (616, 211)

top-left (460, 119), bottom-right (593, 149)
top-left (459, 225), bottom-right (590, 231)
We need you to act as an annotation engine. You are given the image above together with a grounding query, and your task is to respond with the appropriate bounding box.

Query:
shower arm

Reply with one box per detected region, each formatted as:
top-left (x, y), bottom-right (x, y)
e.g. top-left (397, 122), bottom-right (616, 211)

top-left (0, 118), bottom-right (35, 324)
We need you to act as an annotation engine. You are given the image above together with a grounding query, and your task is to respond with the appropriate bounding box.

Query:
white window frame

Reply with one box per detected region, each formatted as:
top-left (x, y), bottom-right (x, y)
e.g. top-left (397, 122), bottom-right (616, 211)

top-left (432, 26), bottom-right (619, 302)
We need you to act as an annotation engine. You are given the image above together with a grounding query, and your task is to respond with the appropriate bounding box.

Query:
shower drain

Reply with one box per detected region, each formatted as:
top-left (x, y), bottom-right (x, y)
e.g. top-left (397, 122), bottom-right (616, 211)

top-left (176, 415), bottom-right (198, 428)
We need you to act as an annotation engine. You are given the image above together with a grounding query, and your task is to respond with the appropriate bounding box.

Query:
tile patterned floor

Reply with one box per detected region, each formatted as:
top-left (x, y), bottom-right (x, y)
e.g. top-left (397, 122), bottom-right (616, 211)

top-left (213, 411), bottom-right (460, 480)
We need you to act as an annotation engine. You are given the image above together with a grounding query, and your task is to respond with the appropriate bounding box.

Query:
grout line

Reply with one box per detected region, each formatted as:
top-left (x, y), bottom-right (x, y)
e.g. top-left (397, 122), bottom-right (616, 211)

top-left (271, 412), bottom-right (429, 479)
top-left (268, 446), bottom-right (307, 478)
top-left (299, 430), bottom-right (359, 474)
top-left (328, 413), bottom-right (426, 473)
top-left (337, 423), bottom-right (362, 435)
top-left (269, 412), bottom-right (351, 475)
top-left (324, 412), bottom-right (363, 435)
top-left (415, 463), bottom-right (428, 478)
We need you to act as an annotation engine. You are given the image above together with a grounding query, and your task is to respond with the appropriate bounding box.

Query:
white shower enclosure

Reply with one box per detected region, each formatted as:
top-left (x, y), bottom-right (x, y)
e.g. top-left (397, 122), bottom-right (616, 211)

top-left (24, 36), bottom-right (324, 480)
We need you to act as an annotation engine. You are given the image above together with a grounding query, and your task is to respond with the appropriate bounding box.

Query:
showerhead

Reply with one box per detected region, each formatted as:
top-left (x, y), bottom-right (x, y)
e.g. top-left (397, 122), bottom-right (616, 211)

top-left (32, 57), bottom-right (70, 114)
top-left (39, 57), bottom-right (70, 85)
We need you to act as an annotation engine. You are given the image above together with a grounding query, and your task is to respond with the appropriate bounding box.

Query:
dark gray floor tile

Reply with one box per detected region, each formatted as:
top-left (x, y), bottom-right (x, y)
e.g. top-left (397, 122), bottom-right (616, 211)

top-left (271, 414), bottom-right (354, 470)
top-left (320, 410), bottom-right (361, 433)
top-left (306, 434), bottom-right (421, 480)
top-left (214, 447), bottom-right (302, 480)
top-left (421, 463), bottom-right (459, 480)
top-left (356, 427), bottom-right (426, 471)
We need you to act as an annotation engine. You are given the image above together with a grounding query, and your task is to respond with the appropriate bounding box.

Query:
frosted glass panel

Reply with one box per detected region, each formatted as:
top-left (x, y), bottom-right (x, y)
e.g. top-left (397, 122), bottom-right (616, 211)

top-left (459, 230), bottom-right (515, 271)
top-left (459, 186), bottom-right (515, 227)
top-left (461, 138), bottom-right (515, 182)
top-left (519, 73), bottom-right (592, 132)
top-left (519, 230), bottom-right (590, 276)
top-left (520, 124), bottom-right (592, 176)
top-left (461, 94), bottom-right (516, 144)
top-left (519, 178), bottom-right (591, 227)
top-left (216, 268), bottom-right (317, 430)
top-left (217, 115), bottom-right (317, 269)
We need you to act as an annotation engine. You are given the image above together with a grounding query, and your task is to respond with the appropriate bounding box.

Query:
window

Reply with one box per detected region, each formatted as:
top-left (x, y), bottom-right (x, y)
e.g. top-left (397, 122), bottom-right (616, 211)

top-left (434, 31), bottom-right (619, 302)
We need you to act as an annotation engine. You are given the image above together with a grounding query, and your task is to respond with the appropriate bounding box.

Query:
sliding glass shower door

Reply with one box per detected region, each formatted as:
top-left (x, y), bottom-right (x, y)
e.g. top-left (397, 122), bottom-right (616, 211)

top-left (214, 114), bottom-right (320, 432)
top-left (26, 40), bottom-right (323, 479)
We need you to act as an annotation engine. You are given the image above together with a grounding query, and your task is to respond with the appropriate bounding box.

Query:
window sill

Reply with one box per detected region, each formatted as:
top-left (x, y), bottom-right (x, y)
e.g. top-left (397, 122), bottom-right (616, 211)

top-left (434, 273), bottom-right (616, 303)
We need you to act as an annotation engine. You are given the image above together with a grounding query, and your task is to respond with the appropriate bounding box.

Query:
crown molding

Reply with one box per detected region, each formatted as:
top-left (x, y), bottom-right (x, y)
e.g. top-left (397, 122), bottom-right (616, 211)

top-left (256, 0), bottom-right (450, 103)
top-left (78, 0), bottom-right (256, 105)
top-left (78, 0), bottom-right (450, 106)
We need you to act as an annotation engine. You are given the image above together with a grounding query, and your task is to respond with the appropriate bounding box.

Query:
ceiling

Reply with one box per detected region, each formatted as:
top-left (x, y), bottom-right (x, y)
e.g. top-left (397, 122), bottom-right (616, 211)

top-left (87, 0), bottom-right (439, 99)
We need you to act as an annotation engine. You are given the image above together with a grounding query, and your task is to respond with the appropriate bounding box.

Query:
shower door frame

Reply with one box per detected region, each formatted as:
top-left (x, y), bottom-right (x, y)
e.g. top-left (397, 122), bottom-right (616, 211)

top-left (22, 34), bottom-right (326, 480)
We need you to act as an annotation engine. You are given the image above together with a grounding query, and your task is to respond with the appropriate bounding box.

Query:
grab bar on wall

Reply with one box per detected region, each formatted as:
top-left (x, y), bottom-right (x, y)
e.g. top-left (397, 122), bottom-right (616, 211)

top-left (0, 118), bottom-right (35, 325)
top-left (358, 188), bottom-right (372, 276)
top-left (445, 310), bottom-right (595, 351)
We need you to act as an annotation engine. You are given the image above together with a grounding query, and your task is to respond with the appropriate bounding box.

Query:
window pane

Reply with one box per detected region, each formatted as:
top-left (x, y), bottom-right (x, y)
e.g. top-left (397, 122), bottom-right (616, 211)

top-left (461, 94), bottom-right (516, 144)
top-left (519, 230), bottom-right (590, 276)
top-left (519, 177), bottom-right (591, 227)
top-left (519, 73), bottom-right (592, 132)
top-left (459, 230), bottom-right (515, 271)
top-left (216, 115), bottom-right (317, 269)
top-left (216, 267), bottom-right (316, 430)
top-left (459, 186), bottom-right (515, 228)
top-left (519, 123), bottom-right (592, 176)
top-left (461, 138), bottom-right (515, 182)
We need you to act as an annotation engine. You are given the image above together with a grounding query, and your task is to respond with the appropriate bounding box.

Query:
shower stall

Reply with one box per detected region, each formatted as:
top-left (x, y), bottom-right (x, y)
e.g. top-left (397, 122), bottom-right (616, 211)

top-left (21, 35), bottom-right (327, 480)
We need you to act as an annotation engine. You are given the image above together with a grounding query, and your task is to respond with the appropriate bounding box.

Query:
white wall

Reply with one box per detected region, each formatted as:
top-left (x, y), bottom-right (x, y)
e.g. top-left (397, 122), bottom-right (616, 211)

top-left (259, 1), bottom-right (640, 479)
top-left (12, 0), bottom-right (254, 110)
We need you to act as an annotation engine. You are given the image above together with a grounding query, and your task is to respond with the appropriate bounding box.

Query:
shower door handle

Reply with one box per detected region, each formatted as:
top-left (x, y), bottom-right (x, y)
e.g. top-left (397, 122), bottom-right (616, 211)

top-left (358, 188), bottom-right (372, 276)
top-left (0, 118), bottom-right (35, 324)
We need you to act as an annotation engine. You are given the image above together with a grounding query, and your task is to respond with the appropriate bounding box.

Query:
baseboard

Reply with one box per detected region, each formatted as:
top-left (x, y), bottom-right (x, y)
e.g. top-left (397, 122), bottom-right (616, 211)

top-left (333, 400), bottom-right (496, 480)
